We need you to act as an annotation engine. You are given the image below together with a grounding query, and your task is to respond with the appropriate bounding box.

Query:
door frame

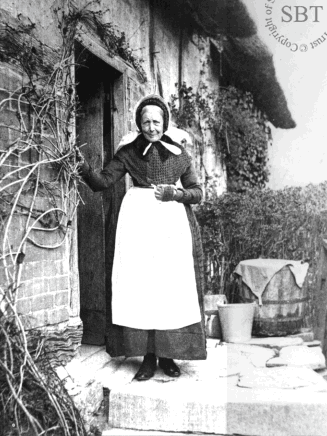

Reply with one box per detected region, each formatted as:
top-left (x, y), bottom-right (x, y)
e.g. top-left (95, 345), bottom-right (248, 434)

top-left (73, 31), bottom-right (145, 343)
top-left (75, 30), bottom-right (142, 152)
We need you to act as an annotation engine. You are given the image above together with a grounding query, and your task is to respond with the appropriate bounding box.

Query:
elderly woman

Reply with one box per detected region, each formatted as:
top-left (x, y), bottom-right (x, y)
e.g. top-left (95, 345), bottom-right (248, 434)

top-left (78, 94), bottom-right (206, 381)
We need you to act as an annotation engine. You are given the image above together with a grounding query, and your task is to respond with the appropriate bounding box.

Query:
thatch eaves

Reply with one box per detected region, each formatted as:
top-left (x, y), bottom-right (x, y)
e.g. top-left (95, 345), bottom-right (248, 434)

top-left (182, 0), bottom-right (257, 38)
top-left (217, 35), bottom-right (296, 129)
top-left (173, 0), bottom-right (296, 129)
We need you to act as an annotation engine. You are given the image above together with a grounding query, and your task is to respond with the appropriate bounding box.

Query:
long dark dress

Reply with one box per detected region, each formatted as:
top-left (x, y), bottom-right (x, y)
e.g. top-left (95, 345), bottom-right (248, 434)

top-left (80, 133), bottom-right (207, 360)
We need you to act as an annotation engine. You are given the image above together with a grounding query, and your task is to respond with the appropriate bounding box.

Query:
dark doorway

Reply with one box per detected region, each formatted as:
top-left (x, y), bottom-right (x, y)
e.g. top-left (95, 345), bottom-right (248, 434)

top-left (75, 42), bottom-right (123, 345)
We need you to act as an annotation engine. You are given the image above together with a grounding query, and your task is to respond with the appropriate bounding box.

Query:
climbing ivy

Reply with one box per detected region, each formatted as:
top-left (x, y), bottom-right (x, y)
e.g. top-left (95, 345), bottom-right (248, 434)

top-left (217, 86), bottom-right (271, 192)
top-left (170, 83), bottom-right (271, 192)
top-left (170, 81), bottom-right (218, 131)
top-left (56, 1), bottom-right (146, 81)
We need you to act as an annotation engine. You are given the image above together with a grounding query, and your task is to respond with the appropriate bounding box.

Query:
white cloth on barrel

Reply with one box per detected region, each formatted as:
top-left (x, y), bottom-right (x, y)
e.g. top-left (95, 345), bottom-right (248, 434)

top-left (234, 258), bottom-right (309, 306)
top-left (112, 187), bottom-right (201, 330)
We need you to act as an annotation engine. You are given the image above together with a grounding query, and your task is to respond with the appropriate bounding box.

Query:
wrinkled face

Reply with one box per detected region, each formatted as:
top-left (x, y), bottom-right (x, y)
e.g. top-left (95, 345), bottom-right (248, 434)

top-left (140, 105), bottom-right (164, 142)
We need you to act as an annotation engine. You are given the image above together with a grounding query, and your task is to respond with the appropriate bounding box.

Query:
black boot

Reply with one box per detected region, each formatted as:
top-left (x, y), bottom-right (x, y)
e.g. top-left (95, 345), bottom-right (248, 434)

top-left (134, 353), bottom-right (157, 381)
top-left (158, 357), bottom-right (181, 378)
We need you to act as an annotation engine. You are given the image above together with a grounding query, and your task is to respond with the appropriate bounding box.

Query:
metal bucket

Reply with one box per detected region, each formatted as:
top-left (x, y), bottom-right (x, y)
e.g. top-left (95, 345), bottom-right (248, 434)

top-left (217, 303), bottom-right (255, 343)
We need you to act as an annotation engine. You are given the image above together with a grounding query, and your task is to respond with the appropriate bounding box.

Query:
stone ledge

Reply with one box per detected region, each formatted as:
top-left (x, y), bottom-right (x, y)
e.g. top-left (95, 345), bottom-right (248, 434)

top-left (106, 341), bottom-right (327, 436)
top-left (245, 336), bottom-right (304, 349)
top-left (66, 343), bottom-right (327, 435)
top-left (267, 345), bottom-right (326, 370)
top-left (109, 380), bottom-right (327, 436)
top-left (289, 329), bottom-right (315, 342)
top-left (238, 367), bottom-right (327, 391)
top-left (103, 429), bottom-right (221, 436)
top-left (56, 345), bottom-right (125, 431)
top-left (103, 429), bottom-right (225, 436)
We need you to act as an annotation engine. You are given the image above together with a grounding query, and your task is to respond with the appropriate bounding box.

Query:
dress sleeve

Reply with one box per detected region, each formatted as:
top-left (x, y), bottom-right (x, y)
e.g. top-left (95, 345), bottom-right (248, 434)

top-left (79, 154), bottom-right (127, 192)
top-left (175, 162), bottom-right (203, 204)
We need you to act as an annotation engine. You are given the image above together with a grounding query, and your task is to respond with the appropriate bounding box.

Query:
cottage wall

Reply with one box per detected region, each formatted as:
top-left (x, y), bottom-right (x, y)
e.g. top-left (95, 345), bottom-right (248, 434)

top-left (0, 64), bottom-right (69, 321)
top-left (0, 0), bottom-right (226, 363)
top-left (0, 58), bottom-right (82, 364)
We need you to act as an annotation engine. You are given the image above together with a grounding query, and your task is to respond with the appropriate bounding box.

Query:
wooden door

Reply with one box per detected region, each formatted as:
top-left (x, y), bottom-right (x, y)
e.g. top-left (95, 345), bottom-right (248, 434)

top-left (76, 44), bottom-right (120, 345)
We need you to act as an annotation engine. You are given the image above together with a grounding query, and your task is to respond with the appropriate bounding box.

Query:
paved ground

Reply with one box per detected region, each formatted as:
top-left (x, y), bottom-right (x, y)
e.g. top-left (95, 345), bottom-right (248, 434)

top-left (104, 339), bottom-right (327, 435)
top-left (62, 339), bottom-right (327, 436)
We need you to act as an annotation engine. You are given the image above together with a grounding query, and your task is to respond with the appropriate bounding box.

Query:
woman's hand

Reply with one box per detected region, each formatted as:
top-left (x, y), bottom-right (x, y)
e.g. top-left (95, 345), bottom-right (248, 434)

top-left (153, 184), bottom-right (177, 202)
top-left (153, 184), bottom-right (165, 201)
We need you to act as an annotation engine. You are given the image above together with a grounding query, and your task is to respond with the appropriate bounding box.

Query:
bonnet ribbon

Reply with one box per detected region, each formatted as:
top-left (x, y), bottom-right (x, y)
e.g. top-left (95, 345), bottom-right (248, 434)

top-left (143, 140), bottom-right (182, 156)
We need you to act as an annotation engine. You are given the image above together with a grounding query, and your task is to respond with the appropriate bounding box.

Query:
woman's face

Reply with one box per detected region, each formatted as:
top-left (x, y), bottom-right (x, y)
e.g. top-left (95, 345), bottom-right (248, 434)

top-left (140, 105), bottom-right (164, 142)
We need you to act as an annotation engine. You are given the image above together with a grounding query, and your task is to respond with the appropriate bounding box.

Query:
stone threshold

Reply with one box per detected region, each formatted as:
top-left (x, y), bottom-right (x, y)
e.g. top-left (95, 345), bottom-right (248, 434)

top-left (102, 429), bottom-right (227, 435)
top-left (56, 338), bottom-right (327, 436)
top-left (102, 429), bottom-right (213, 436)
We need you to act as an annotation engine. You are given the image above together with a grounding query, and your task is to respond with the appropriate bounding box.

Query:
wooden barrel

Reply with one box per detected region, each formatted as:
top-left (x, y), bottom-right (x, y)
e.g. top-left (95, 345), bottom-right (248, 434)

top-left (238, 265), bottom-right (308, 336)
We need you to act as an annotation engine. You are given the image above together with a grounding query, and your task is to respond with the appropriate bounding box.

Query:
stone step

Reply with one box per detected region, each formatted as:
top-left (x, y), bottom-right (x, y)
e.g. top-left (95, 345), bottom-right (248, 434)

top-left (102, 428), bottom-right (220, 435)
top-left (61, 342), bottom-right (327, 435)
top-left (56, 345), bottom-right (125, 429)
top-left (104, 343), bottom-right (327, 436)
top-left (107, 378), bottom-right (327, 435)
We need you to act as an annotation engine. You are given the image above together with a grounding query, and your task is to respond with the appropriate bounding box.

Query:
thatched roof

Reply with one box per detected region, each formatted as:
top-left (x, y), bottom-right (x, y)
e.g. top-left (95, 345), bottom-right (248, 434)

top-left (216, 36), bottom-right (296, 129)
top-left (176, 0), bottom-right (296, 129)
top-left (182, 0), bottom-right (257, 38)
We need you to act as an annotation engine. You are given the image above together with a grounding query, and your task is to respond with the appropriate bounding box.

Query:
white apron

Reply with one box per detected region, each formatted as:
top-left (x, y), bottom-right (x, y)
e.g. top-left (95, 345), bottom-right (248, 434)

top-left (112, 187), bottom-right (201, 330)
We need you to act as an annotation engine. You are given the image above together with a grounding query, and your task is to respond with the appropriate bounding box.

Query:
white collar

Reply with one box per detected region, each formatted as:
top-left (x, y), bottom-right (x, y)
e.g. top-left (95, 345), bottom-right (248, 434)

top-left (143, 140), bottom-right (182, 156)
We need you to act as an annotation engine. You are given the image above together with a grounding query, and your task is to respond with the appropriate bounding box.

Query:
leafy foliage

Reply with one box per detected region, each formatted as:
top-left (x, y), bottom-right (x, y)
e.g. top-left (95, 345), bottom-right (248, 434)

top-left (59, 1), bottom-right (146, 81)
top-left (170, 84), bottom-right (271, 192)
top-left (196, 182), bottom-right (327, 305)
top-left (170, 81), bottom-right (218, 131)
top-left (217, 87), bottom-right (271, 192)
